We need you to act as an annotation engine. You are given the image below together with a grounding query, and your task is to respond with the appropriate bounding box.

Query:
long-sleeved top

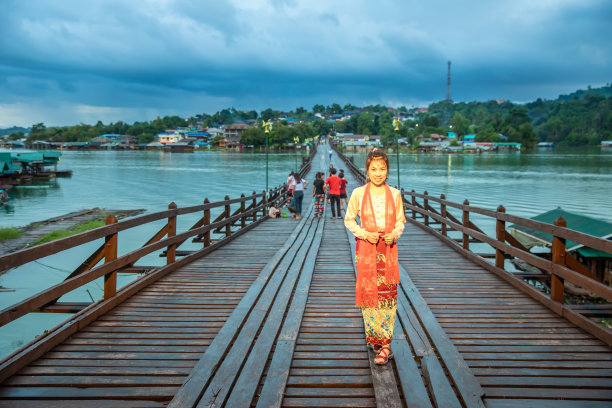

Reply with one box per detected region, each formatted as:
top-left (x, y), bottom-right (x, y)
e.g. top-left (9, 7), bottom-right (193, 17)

top-left (344, 184), bottom-right (406, 240)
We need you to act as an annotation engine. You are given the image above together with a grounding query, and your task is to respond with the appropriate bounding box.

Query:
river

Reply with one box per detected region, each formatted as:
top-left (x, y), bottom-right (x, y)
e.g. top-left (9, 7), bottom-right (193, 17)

top-left (0, 146), bottom-right (611, 358)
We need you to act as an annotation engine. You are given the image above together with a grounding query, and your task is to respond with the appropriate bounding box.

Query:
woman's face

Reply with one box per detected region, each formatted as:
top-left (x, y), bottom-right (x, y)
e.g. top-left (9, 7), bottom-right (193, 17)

top-left (368, 159), bottom-right (387, 186)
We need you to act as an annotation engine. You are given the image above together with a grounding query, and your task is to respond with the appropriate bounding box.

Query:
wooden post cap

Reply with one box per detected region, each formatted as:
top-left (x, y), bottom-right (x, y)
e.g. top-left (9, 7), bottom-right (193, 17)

top-left (555, 216), bottom-right (567, 227)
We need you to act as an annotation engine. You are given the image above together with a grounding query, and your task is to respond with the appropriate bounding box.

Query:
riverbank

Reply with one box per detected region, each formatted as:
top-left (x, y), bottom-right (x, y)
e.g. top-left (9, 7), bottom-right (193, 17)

top-left (0, 208), bottom-right (145, 259)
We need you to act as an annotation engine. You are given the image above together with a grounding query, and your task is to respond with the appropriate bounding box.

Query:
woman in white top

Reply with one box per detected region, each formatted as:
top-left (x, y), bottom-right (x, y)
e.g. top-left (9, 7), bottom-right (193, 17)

top-left (292, 174), bottom-right (308, 219)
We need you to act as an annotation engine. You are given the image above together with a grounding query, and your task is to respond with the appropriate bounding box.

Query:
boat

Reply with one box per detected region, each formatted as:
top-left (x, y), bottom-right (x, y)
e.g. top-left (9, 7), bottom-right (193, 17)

top-left (537, 142), bottom-right (555, 148)
top-left (162, 140), bottom-right (195, 153)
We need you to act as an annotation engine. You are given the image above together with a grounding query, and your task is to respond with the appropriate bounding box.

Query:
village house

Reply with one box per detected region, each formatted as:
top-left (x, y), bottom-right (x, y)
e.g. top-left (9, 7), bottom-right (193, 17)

top-left (223, 123), bottom-right (251, 140)
top-left (214, 134), bottom-right (241, 149)
top-left (155, 131), bottom-right (183, 144)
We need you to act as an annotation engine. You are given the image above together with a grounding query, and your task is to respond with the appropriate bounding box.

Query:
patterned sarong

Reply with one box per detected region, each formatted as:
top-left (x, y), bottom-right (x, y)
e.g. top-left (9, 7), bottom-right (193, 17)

top-left (314, 194), bottom-right (325, 217)
top-left (361, 236), bottom-right (398, 346)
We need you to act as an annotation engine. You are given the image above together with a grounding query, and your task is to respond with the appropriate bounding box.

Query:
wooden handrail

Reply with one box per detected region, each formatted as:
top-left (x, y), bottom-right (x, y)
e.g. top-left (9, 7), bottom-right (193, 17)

top-left (0, 190), bottom-right (271, 272)
top-left (0, 188), bottom-right (286, 328)
top-left (403, 190), bottom-right (612, 254)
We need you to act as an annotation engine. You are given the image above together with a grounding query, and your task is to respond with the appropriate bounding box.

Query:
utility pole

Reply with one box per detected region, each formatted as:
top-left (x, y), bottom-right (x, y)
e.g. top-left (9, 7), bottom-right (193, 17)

top-left (446, 61), bottom-right (452, 101)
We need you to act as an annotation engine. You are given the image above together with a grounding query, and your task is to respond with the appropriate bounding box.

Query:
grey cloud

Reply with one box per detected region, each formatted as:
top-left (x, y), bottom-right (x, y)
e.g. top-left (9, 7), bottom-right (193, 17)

top-left (0, 0), bottom-right (611, 127)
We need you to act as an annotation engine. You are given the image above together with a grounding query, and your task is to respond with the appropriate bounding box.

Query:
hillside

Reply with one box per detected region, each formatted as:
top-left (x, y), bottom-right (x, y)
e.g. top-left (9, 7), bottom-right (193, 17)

top-left (0, 126), bottom-right (28, 136)
top-left (557, 84), bottom-right (612, 101)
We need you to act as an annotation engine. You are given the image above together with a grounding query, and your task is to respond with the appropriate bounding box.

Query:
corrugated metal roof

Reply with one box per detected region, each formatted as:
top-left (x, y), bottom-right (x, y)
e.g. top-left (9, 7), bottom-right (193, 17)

top-left (509, 208), bottom-right (612, 252)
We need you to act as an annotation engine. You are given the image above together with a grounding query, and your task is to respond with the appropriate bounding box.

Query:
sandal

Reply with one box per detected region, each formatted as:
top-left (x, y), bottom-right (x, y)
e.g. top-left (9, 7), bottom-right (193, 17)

top-left (374, 346), bottom-right (393, 365)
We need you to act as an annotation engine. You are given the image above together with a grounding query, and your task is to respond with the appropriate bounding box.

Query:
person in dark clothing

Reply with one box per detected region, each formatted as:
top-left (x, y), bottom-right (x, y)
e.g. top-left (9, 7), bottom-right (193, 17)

top-left (325, 168), bottom-right (342, 219)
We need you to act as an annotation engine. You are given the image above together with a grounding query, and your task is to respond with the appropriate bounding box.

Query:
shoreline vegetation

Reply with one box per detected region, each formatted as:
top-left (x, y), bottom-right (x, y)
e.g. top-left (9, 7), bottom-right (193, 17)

top-left (0, 208), bottom-right (145, 259)
top-left (2, 84), bottom-right (610, 150)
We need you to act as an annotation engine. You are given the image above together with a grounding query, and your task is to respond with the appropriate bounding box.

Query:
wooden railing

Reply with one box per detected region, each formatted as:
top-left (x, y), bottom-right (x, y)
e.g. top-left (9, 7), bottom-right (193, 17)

top-left (0, 185), bottom-right (286, 326)
top-left (332, 143), bottom-right (612, 345)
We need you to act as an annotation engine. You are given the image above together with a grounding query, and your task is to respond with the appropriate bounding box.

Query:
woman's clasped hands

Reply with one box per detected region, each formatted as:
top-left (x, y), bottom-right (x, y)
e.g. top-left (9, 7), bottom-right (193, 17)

top-left (363, 231), bottom-right (395, 245)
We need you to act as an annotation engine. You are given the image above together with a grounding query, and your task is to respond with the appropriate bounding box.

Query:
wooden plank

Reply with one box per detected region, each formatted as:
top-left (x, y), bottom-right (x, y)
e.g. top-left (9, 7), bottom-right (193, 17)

top-left (397, 262), bottom-right (486, 407)
top-left (483, 387), bottom-right (612, 399)
top-left (0, 386), bottom-right (179, 400)
top-left (340, 216), bottom-right (404, 408)
top-left (166, 209), bottom-right (313, 408)
top-left (208, 208), bottom-right (321, 407)
top-left (0, 401), bottom-right (166, 408)
top-left (247, 217), bottom-right (325, 408)
top-left (282, 397), bottom-right (377, 407)
top-left (485, 399), bottom-right (612, 408)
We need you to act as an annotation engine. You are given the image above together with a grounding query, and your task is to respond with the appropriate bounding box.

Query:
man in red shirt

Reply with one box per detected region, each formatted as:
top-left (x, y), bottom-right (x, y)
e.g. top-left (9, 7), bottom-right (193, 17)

top-left (325, 168), bottom-right (342, 219)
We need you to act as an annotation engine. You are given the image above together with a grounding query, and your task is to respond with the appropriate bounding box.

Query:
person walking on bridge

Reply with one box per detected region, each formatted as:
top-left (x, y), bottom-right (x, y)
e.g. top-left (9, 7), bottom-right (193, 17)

top-left (344, 149), bottom-right (406, 365)
top-left (312, 172), bottom-right (325, 218)
top-left (325, 168), bottom-right (342, 219)
top-left (293, 174), bottom-right (308, 220)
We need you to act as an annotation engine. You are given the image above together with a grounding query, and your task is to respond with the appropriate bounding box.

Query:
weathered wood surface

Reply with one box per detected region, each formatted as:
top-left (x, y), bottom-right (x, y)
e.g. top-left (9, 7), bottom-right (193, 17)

top-left (0, 218), bottom-right (301, 406)
top-left (397, 223), bottom-right (612, 406)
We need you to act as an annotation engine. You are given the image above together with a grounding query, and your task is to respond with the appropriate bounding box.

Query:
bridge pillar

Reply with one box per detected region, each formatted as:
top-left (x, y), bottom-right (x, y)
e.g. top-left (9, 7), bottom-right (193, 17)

top-left (440, 194), bottom-right (447, 236)
top-left (103, 214), bottom-right (118, 300)
top-left (167, 202), bottom-right (177, 264)
top-left (423, 191), bottom-right (429, 226)
top-left (551, 217), bottom-right (567, 303)
top-left (203, 198), bottom-right (210, 248)
top-left (224, 196), bottom-right (231, 238)
top-left (496, 206), bottom-right (506, 269)
top-left (462, 199), bottom-right (470, 250)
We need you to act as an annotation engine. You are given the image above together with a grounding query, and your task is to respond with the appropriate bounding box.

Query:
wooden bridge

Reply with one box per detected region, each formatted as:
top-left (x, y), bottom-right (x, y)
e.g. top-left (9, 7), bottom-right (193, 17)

top-left (0, 144), bottom-right (611, 407)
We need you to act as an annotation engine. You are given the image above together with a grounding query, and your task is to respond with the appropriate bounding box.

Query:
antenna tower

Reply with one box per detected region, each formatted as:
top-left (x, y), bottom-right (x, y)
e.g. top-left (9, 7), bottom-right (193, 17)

top-left (446, 61), bottom-right (452, 101)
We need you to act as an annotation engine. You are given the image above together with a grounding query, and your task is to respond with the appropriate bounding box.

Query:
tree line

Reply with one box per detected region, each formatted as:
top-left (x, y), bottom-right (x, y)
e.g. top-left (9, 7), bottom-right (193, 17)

top-left (6, 84), bottom-right (611, 148)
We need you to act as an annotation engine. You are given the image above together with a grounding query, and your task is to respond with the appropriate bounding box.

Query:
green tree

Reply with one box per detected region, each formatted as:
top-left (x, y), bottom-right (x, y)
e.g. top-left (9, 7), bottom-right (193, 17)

top-left (356, 112), bottom-right (376, 135)
top-left (240, 127), bottom-right (265, 147)
top-left (312, 104), bottom-right (325, 113)
top-left (260, 108), bottom-right (278, 122)
top-left (30, 123), bottom-right (46, 134)
top-left (422, 115), bottom-right (439, 128)
top-left (8, 131), bottom-right (25, 141)
top-left (449, 112), bottom-right (470, 137)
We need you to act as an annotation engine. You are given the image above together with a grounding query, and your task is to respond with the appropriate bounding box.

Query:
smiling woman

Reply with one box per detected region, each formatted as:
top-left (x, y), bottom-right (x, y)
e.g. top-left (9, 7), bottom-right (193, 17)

top-left (344, 149), bottom-right (406, 365)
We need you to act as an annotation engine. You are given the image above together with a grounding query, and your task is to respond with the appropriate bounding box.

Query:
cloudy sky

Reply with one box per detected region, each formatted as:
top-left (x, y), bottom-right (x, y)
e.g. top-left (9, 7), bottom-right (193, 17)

top-left (0, 0), bottom-right (610, 127)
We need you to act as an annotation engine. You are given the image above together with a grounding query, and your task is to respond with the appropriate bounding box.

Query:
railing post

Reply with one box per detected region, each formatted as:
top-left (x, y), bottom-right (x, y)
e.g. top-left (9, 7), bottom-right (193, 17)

top-left (167, 202), bottom-right (177, 265)
top-left (440, 194), bottom-right (447, 236)
top-left (411, 189), bottom-right (416, 220)
top-left (252, 191), bottom-right (257, 222)
top-left (462, 199), bottom-right (470, 250)
top-left (240, 194), bottom-right (246, 228)
top-left (224, 195), bottom-right (231, 238)
top-left (262, 190), bottom-right (268, 218)
top-left (551, 217), bottom-right (567, 303)
top-left (203, 198), bottom-right (210, 248)
top-left (423, 191), bottom-right (429, 226)
top-left (496, 205), bottom-right (506, 269)
top-left (103, 214), bottom-right (118, 300)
